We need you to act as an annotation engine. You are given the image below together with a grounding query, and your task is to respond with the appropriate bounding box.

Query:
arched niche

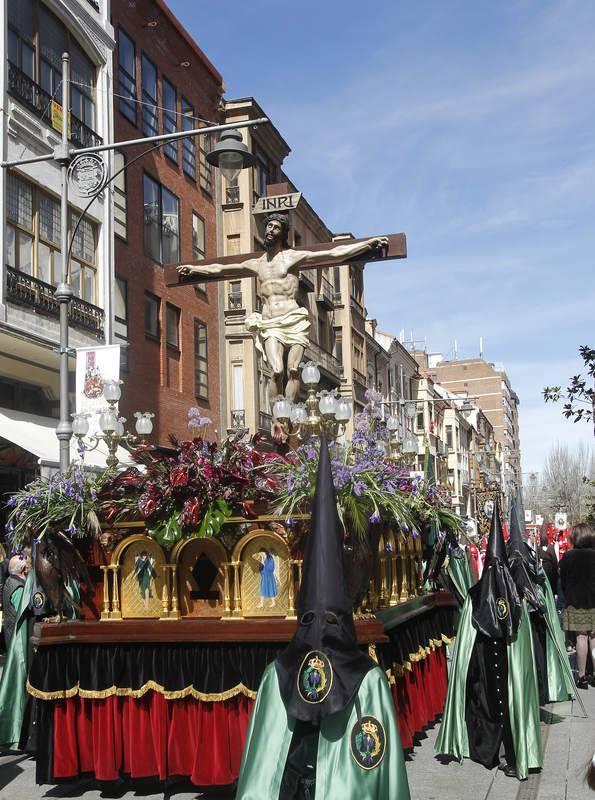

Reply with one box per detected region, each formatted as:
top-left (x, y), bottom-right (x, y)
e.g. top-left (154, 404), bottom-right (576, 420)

top-left (110, 534), bottom-right (166, 619)
top-left (231, 528), bottom-right (293, 618)
top-left (170, 536), bottom-right (228, 619)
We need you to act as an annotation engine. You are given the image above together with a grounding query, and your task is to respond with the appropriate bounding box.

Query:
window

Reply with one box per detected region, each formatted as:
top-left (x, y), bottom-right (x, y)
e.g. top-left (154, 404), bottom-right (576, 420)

top-left (162, 78), bottom-right (177, 162)
top-left (141, 54), bottom-right (158, 136)
top-left (228, 280), bottom-right (242, 310)
top-left (70, 213), bottom-right (97, 303)
top-left (39, 5), bottom-right (65, 99)
top-left (6, 172), bottom-right (97, 302)
top-left (144, 292), bottom-right (160, 338)
top-left (113, 151), bottom-right (127, 239)
top-left (192, 213), bottom-right (205, 259)
top-left (194, 320), bottom-right (208, 399)
top-left (253, 145), bottom-right (272, 198)
top-left (118, 28), bottom-right (136, 124)
top-left (181, 97), bottom-right (196, 178)
top-left (446, 425), bottom-right (453, 450)
top-left (225, 176), bottom-right (239, 204)
top-left (6, 173), bottom-right (34, 275)
top-left (334, 328), bottom-right (343, 364)
top-left (198, 124), bottom-right (213, 194)
top-left (166, 304), bottom-right (180, 349)
top-left (71, 41), bottom-right (95, 130)
top-left (8, 0), bottom-right (35, 79)
top-left (416, 411), bottom-right (424, 431)
top-left (143, 175), bottom-right (179, 264)
top-left (114, 276), bottom-right (128, 340)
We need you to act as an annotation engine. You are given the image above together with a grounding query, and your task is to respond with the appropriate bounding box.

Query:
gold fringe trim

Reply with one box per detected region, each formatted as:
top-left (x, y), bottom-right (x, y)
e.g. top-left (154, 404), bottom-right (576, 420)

top-left (368, 644), bottom-right (379, 663)
top-left (27, 679), bottom-right (257, 702)
top-left (384, 629), bottom-right (454, 682)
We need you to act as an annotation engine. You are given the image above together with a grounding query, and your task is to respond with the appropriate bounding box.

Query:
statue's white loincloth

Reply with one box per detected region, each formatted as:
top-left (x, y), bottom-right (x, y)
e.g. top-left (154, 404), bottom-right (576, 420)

top-left (245, 307), bottom-right (310, 362)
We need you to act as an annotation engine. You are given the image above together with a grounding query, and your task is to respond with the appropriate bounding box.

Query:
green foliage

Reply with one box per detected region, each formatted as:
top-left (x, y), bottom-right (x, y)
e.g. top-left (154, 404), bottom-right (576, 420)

top-left (544, 345), bottom-right (595, 426)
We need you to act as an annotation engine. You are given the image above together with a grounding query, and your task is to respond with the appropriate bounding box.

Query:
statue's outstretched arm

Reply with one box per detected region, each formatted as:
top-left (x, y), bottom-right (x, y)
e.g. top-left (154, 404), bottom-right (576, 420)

top-left (293, 237), bottom-right (389, 270)
top-left (177, 257), bottom-right (260, 277)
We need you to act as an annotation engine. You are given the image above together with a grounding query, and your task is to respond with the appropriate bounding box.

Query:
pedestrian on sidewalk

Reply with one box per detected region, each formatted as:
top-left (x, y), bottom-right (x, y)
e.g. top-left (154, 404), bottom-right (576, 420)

top-left (538, 532), bottom-right (558, 595)
top-left (559, 522), bottom-right (595, 690)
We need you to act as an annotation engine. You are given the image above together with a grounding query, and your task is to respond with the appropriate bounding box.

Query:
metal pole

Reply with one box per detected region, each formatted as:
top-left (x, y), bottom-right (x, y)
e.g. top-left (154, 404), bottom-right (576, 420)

top-left (0, 117), bottom-right (269, 169)
top-left (55, 53), bottom-right (73, 472)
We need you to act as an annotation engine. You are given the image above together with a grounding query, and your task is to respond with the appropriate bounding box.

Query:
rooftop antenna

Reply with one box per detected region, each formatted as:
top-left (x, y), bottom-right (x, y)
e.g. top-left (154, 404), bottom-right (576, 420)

top-left (454, 339), bottom-right (458, 359)
top-left (479, 336), bottom-right (484, 359)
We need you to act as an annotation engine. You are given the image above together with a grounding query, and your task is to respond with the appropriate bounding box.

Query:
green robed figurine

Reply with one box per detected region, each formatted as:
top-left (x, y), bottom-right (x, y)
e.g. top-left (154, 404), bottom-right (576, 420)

top-left (236, 437), bottom-right (410, 800)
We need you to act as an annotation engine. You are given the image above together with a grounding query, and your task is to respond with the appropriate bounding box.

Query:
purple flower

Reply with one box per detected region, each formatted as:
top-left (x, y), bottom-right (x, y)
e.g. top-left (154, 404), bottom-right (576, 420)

top-left (353, 481), bottom-right (366, 497)
top-left (5, 521), bottom-right (14, 533)
top-left (66, 524), bottom-right (78, 535)
top-left (369, 511), bottom-right (381, 524)
top-left (6, 496), bottom-right (16, 507)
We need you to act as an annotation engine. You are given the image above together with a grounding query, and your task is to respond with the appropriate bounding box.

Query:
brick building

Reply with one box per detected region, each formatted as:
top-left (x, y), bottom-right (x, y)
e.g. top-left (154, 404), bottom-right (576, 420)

top-left (111, 0), bottom-right (224, 444)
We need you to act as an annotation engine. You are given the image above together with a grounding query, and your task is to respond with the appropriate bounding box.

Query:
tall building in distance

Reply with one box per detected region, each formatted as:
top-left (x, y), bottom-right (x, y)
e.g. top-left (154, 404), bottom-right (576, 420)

top-left (110, 0), bottom-right (224, 443)
top-left (0, 0), bottom-right (114, 490)
top-left (429, 357), bottom-right (521, 502)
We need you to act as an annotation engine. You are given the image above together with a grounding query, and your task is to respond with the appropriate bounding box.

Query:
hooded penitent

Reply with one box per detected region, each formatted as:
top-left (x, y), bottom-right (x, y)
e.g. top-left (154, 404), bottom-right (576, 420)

top-left (469, 496), bottom-right (521, 640)
top-left (236, 437), bottom-right (410, 799)
top-left (436, 496), bottom-right (542, 780)
top-left (276, 436), bottom-right (374, 722)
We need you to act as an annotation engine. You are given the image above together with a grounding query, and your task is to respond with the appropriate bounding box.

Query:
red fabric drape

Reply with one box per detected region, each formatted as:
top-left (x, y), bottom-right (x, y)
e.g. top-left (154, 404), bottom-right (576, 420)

top-left (53, 694), bottom-right (253, 784)
top-left (53, 649), bottom-right (448, 782)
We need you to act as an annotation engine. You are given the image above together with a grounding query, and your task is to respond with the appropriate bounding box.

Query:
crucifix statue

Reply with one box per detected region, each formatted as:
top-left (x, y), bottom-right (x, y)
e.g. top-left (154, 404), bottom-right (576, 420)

top-left (166, 213), bottom-right (406, 423)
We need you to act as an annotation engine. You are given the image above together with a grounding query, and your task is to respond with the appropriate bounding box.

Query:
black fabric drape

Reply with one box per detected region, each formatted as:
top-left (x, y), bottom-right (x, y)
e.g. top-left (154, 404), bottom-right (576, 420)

top-left (28, 642), bottom-right (286, 698)
top-left (377, 605), bottom-right (456, 671)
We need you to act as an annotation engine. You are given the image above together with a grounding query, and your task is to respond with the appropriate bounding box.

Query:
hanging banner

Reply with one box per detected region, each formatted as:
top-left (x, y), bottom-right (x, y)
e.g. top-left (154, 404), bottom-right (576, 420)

top-left (76, 345), bottom-right (121, 434)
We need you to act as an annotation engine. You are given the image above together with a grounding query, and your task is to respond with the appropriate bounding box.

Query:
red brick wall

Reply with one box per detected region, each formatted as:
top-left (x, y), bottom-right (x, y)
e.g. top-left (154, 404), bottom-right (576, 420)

top-left (111, 1), bottom-right (223, 445)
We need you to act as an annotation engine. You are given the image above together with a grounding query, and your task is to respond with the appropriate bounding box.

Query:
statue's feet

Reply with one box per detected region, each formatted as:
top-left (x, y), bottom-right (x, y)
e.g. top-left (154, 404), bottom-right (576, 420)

top-left (271, 420), bottom-right (288, 444)
top-left (42, 614), bottom-right (62, 624)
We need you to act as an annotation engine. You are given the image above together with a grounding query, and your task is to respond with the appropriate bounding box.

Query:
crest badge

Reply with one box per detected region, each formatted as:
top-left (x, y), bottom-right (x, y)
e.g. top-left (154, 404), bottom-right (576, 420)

top-left (297, 650), bottom-right (333, 704)
top-left (350, 715), bottom-right (386, 770)
top-left (68, 153), bottom-right (107, 198)
top-left (496, 597), bottom-right (509, 620)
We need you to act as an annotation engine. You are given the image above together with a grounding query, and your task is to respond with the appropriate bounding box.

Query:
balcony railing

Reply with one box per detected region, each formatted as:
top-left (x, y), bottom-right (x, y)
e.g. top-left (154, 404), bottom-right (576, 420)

top-left (299, 269), bottom-right (314, 292)
top-left (7, 62), bottom-right (102, 149)
top-left (305, 342), bottom-right (343, 380)
top-left (230, 409), bottom-right (246, 428)
top-left (227, 292), bottom-right (244, 311)
top-left (315, 276), bottom-right (335, 309)
top-left (6, 268), bottom-right (104, 337)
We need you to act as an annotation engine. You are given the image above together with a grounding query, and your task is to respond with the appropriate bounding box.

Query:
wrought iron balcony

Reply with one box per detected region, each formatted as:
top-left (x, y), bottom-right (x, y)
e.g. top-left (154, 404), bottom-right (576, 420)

top-left (305, 342), bottom-right (343, 381)
top-left (315, 275), bottom-right (335, 309)
top-left (7, 61), bottom-right (102, 149)
top-left (6, 268), bottom-right (104, 338)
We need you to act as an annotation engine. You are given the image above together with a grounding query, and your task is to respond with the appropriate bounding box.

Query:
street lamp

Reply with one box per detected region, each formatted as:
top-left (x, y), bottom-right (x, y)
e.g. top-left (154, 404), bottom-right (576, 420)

top-left (272, 362), bottom-right (352, 440)
top-left (1, 54), bottom-right (268, 472)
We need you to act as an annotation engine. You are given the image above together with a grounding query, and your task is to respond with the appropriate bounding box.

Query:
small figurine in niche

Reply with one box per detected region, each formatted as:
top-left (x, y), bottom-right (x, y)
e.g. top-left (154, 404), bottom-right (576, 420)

top-left (254, 548), bottom-right (279, 608)
top-left (134, 550), bottom-right (156, 609)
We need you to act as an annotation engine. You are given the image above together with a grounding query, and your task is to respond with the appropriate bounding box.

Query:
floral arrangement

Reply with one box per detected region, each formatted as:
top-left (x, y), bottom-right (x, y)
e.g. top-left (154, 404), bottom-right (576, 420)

top-left (5, 464), bottom-right (102, 549)
top-left (266, 390), bottom-right (461, 541)
top-left (100, 412), bottom-right (276, 545)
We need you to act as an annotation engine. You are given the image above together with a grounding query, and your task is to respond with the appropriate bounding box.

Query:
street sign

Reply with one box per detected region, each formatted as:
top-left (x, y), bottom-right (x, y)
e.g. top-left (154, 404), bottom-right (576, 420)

top-left (68, 154), bottom-right (107, 198)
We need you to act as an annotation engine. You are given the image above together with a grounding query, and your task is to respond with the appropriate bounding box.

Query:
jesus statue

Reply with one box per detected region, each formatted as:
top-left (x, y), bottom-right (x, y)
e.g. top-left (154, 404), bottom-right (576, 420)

top-left (178, 213), bottom-right (388, 404)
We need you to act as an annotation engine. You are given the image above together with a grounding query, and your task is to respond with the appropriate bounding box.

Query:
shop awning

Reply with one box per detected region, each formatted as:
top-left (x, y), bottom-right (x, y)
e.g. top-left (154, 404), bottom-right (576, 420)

top-left (0, 407), bottom-right (135, 471)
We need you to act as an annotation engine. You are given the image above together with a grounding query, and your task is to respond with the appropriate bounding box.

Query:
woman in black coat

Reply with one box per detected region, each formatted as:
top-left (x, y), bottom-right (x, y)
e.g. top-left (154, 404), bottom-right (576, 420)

top-left (538, 531), bottom-right (559, 593)
top-left (559, 523), bottom-right (595, 689)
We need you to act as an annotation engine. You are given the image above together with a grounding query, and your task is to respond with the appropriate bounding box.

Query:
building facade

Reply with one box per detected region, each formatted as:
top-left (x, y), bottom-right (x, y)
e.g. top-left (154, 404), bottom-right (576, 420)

top-left (429, 357), bottom-right (521, 505)
top-left (110, 0), bottom-right (224, 444)
top-left (0, 0), bottom-right (114, 493)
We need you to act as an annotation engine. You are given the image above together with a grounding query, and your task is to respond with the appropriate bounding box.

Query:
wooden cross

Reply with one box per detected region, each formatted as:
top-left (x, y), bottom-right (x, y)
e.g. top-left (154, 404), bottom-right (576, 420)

top-left (164, 233), bottom-right (407, 286)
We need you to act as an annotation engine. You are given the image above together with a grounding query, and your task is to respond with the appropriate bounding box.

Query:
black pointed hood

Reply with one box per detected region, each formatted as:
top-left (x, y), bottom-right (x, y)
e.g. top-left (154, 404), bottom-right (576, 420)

top-left (275, 436), bottom-right (374, 722)
top-left (469, 496), bottom-right (521, 640)
top-left (507, 496), bottom-right (545, 608)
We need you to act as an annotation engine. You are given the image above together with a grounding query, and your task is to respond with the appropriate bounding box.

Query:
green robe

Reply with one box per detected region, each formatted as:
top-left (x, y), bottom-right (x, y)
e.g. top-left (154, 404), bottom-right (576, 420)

top-left (236, 663), bottom-right (410, 799)
top-left (541, 579), bottom-right (574, 702)
top-left (435, 596), bottom-right (542, 780)
top-left (0, 571), bottom-right (33, 749)
top-left (446, 551), bottom-right (474, 603)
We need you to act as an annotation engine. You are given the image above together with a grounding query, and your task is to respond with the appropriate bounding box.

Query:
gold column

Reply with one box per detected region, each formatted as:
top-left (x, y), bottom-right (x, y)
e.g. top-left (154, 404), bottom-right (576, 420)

top-left (223, 563), bottom-right (232, 618)
top-left (389, 531), bottom-right (399, 605)
top-left (170, 565), bottom-right (179, 617)
top-left (378, 546), bottom-right (388, 607)
top-left (288, 561), bottom-right (296, 617)
top-left (407, 534), bottom-right (416, 599)
top-left (110, 564), bottom-right (122, 619)
top-left (160, 565), bottom-right (170, 619)
top-left (415, 535), bottom-right (424, 594)
top-left (397, 533), bottom-right (409, 603)
top-left (100, 565), bottom-right (110, 620)
top-left (232, 561), bottom-right (242, 617)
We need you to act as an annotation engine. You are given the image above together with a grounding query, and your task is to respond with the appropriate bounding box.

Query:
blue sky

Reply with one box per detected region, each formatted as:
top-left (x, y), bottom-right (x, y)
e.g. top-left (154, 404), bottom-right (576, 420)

top-left (171, 0), bottom-right (595, 473)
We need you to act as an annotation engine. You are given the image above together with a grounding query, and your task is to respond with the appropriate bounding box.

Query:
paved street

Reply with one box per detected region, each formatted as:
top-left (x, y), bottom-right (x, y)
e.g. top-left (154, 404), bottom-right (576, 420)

top-left (1, 668), bottom-right (593, 800)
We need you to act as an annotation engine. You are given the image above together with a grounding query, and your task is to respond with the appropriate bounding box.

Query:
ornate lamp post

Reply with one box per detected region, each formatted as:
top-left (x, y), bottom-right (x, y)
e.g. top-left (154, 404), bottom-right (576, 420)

top-left (272, 362), bottom-right (352, 440)
top-left (72, 379), bottom-right (154, 470)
